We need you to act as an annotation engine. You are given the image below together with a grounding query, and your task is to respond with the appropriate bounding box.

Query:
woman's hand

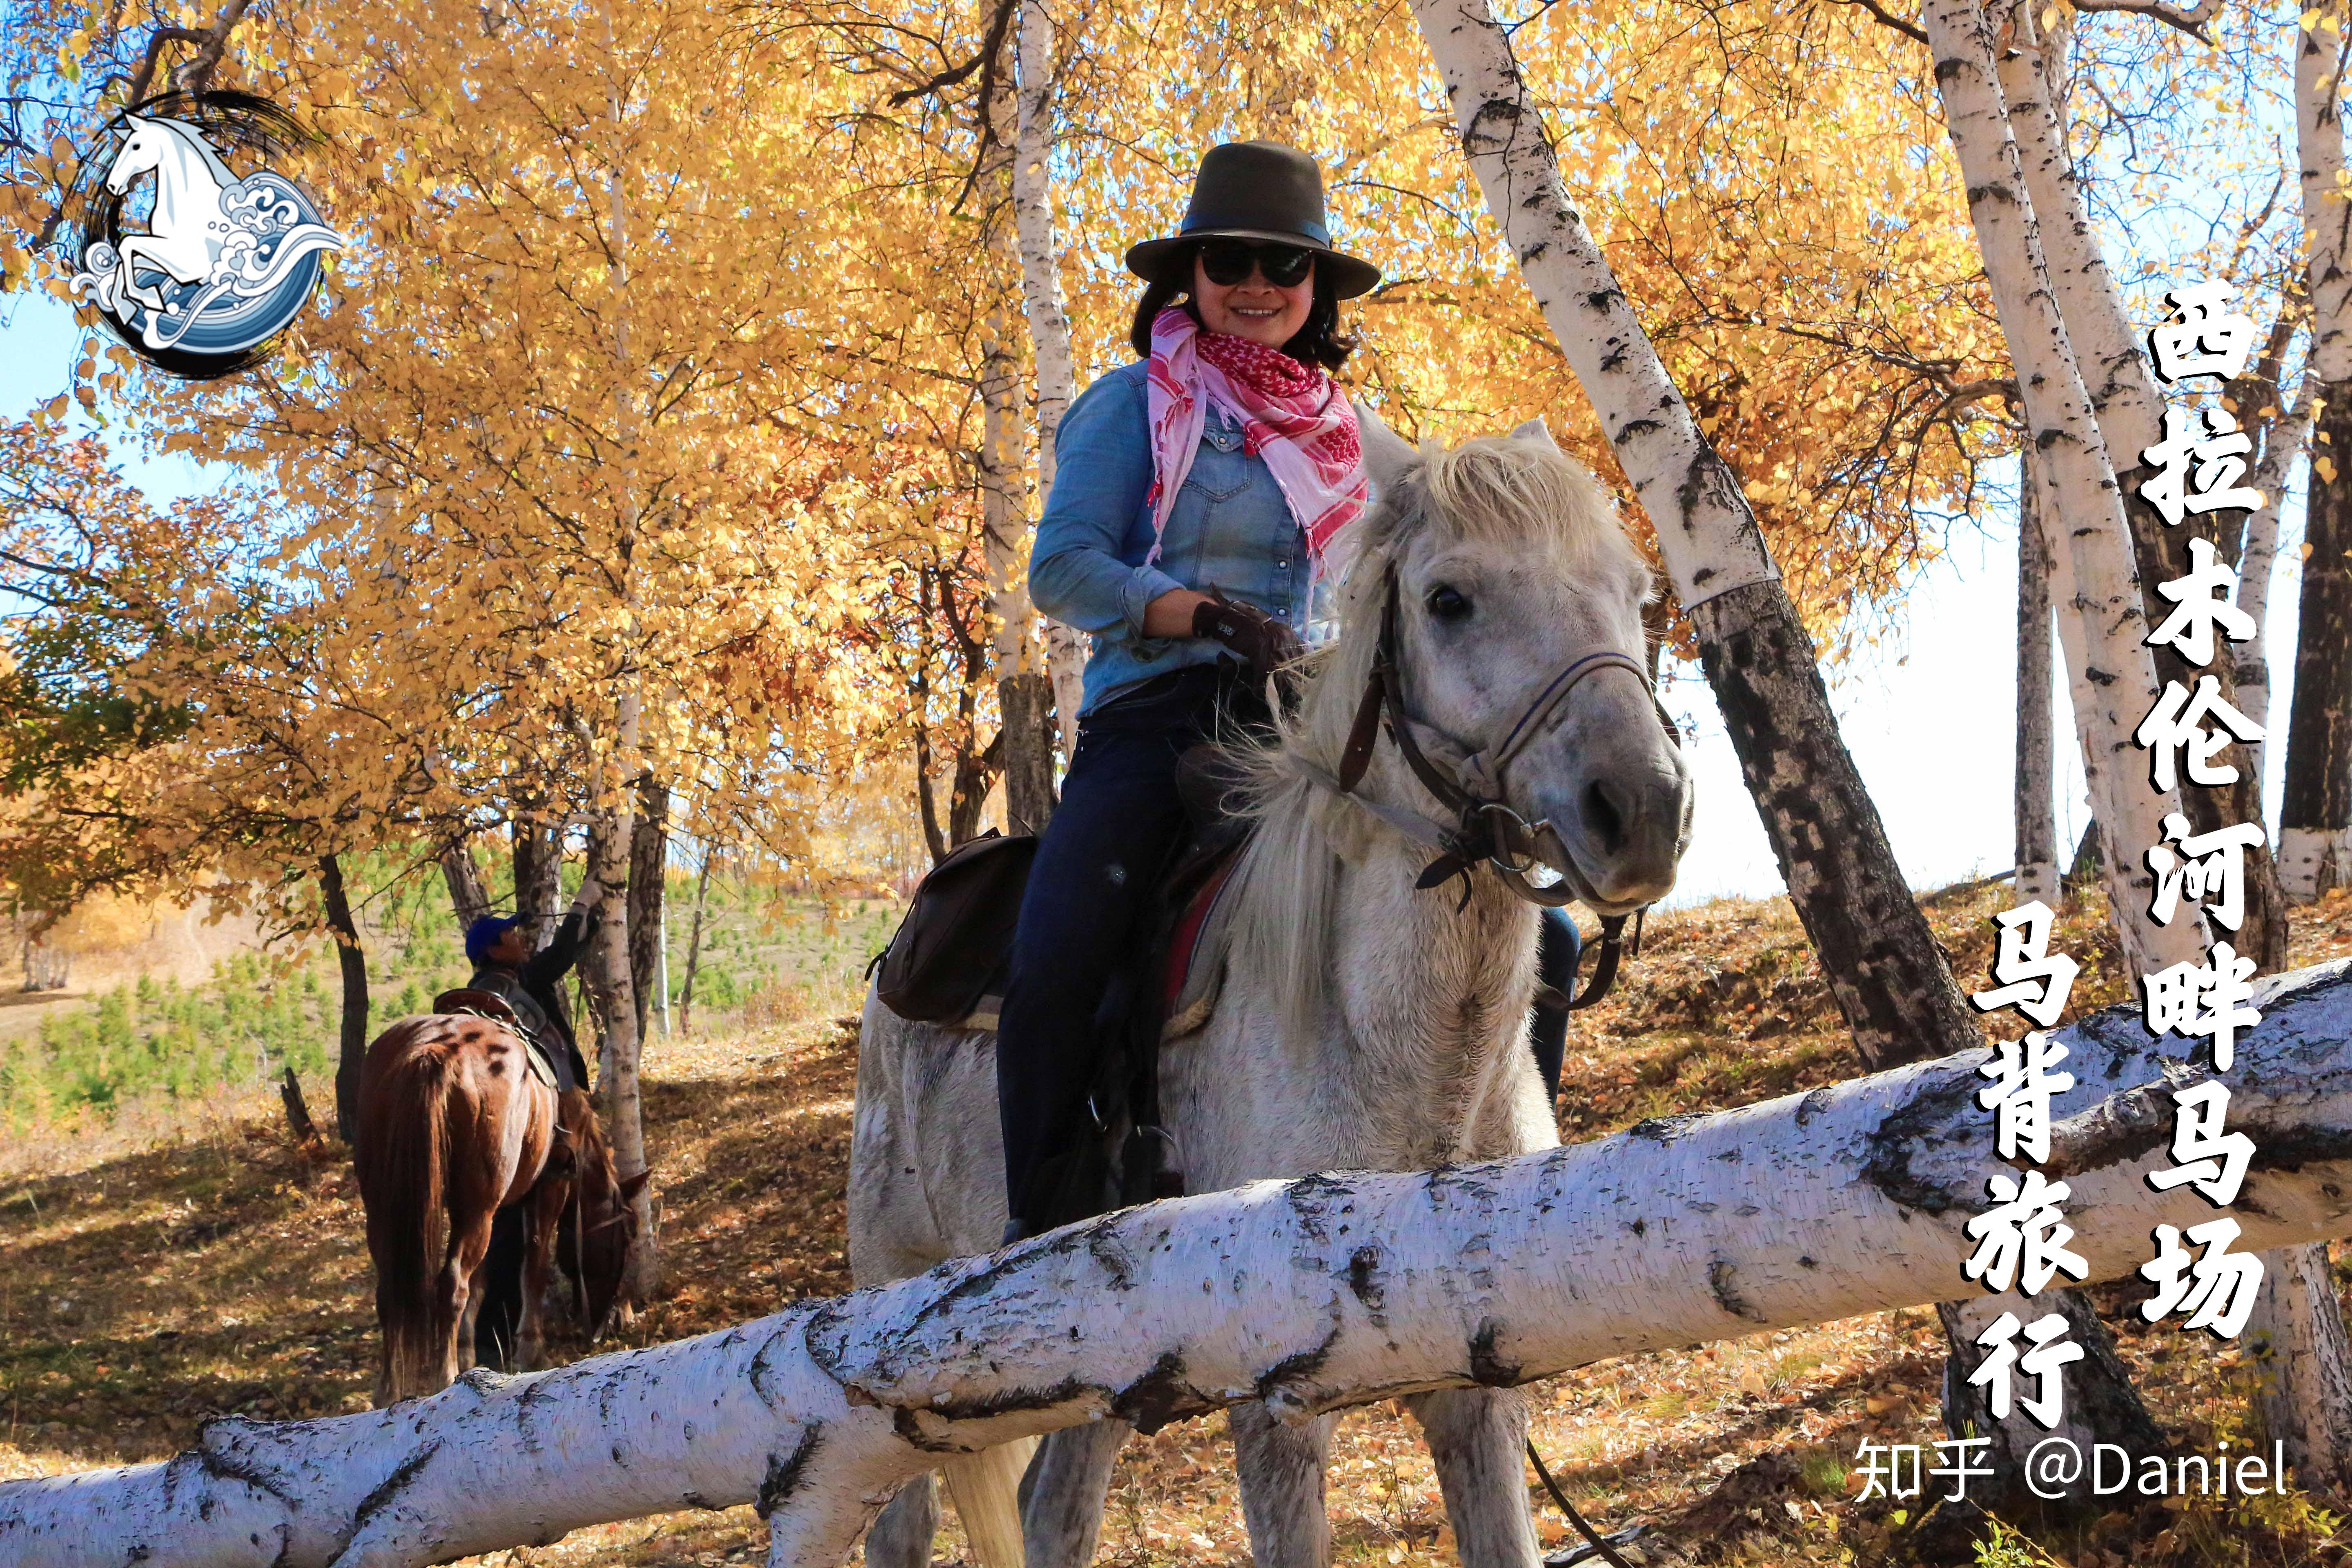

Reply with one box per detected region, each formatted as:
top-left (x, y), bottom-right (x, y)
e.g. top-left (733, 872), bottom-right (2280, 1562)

top-left (1141, 587), bottom-right (1216, 638)
top-left (1189, 588), bottom-right (1305, 690)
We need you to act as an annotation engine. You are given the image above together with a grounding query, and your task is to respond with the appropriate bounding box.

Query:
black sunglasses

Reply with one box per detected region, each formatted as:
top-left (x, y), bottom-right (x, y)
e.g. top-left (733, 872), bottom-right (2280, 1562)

top-left (1195, 240), bottom-right (1316, 289)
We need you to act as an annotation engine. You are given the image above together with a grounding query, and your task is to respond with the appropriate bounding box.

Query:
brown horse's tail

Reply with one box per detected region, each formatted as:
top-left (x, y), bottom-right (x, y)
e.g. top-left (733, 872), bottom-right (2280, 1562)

top-left (357, 1020), bottom-right (457, 1404)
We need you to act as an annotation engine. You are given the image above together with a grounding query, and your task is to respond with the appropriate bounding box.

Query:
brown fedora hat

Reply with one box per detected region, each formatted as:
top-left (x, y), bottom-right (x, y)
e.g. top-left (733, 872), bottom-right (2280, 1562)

top-left (1124, 140), bottom-right (1381, 300)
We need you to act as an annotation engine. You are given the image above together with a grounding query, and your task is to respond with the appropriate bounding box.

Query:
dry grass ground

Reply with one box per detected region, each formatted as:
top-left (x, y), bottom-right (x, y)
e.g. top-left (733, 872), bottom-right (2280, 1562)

top-left (7, 886), bottom-right (2352, 1567)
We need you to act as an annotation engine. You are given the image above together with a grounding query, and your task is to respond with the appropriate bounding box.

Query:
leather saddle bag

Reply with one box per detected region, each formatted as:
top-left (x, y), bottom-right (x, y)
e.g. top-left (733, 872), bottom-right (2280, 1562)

top-left (875, 829), bottom-right (1038, 1024)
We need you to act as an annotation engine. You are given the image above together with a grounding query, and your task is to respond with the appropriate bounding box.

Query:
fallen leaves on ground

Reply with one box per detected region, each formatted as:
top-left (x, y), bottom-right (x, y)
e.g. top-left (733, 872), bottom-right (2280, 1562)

top-left (3, 887), bottom-right (2348, 1566)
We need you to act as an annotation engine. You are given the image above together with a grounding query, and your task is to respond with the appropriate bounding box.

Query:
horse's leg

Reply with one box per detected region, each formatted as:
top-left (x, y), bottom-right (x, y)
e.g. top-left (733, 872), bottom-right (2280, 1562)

top-left (437, 1177), bottom-right (500, 1392)
top-left (113, 238), bottom-right (171, 313)
top-left (1022, 1419), bottom-right (1129, 1566)
top-left (1231, 1402), bottom-right (1341, 1568)
top-left (454, 1247), bottom-right (488, 1382)
top-left (1403, 1388), bottom-right (1542, 1568)
top-left (862, 1473), bottom-right (938, 1568)
top-left (517, 1176), bottom-right (567, 1372)
top-left (371, 1275), bottom-right (399, 1409)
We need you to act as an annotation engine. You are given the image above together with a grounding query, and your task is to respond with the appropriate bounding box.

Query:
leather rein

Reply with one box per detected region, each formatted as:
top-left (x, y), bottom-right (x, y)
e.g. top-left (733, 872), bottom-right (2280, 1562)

top-left (1312, 562), bottom-right (1679, 1011)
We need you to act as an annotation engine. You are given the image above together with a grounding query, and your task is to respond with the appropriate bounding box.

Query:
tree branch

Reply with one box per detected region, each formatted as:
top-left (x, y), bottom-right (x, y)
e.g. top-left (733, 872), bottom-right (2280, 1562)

top-left (2069, 0), bottom-right (2217, 43)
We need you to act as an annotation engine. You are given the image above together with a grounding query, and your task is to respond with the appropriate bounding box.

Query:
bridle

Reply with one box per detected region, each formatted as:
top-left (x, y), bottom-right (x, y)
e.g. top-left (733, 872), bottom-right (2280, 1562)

top-left (1307, 561), bottom-right (1682, 1010)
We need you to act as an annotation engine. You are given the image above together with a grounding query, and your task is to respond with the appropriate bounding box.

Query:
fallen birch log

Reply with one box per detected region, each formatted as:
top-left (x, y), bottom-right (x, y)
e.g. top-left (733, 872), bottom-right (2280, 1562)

top-left (13, 960), bottom-right (2352, 1568)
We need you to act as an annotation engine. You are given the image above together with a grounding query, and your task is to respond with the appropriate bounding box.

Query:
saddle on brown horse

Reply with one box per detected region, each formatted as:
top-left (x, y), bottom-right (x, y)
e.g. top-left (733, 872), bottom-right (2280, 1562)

top-left (433, 988), bottom-right (559, 1090)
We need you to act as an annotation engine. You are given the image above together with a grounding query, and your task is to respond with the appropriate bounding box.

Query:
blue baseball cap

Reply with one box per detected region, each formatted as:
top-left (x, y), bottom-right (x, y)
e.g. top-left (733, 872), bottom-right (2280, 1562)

top-left (465, 914), bottom-right (523, 964)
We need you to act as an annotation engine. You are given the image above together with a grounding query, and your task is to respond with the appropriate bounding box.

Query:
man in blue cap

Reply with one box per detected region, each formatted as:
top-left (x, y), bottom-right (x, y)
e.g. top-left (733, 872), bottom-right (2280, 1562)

top-left (461, 873), bottom-right (603, 1094)
top-left (461, 873), bottom-right (604, 1371)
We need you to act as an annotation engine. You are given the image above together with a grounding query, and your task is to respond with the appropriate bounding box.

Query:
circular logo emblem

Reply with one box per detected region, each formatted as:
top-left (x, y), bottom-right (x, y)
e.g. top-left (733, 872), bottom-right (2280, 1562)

top-left (66, 90), bottom-right (347, 380)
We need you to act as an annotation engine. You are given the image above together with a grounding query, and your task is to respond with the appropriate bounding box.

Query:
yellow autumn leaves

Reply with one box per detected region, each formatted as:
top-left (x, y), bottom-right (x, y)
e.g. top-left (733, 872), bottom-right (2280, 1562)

top-left (0, 0), bottom-right (2019, 913)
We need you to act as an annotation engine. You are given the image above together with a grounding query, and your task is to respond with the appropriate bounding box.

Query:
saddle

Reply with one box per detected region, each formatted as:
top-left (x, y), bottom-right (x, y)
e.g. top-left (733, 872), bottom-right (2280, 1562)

top-left (433, 988), bottom-right (560, 1091)
top-left (871, 749), bottom-right (1249, 1042)
top-left (870, 745), bottom-right (1256, 1229)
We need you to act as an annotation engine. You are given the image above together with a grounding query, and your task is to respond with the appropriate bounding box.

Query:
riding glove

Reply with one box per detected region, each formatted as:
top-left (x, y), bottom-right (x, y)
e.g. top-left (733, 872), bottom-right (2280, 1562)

top-left (1191, 587), bottom-right (1304, 697)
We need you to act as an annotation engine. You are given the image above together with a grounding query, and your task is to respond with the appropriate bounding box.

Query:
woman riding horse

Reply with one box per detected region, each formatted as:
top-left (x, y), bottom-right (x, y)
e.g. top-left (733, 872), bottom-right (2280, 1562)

top-left (998, 140), bottom-right (1584, 1243)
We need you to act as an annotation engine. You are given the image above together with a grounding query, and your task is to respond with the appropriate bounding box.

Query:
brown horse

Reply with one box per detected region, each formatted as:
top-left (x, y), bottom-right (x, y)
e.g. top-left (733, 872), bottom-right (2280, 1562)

top-left (353, 1013), bottom-right (645, 1405)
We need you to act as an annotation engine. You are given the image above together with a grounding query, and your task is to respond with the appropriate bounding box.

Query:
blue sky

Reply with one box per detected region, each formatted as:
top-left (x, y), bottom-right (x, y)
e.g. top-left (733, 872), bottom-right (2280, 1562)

top-left (0, 274), bottom-right (2303, 910)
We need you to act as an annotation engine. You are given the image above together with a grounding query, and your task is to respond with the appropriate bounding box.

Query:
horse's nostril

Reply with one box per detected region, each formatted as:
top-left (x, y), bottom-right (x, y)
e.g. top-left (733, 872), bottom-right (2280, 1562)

top-left (1582, 779), bottom-right (1630, 854)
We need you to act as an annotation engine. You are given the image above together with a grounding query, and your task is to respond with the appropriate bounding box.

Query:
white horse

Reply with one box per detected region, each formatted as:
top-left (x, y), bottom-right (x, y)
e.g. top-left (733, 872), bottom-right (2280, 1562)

top-left (98, 114), bottom-right (237, 317)
top-left (849, 411), bottom-right (1694, 1568)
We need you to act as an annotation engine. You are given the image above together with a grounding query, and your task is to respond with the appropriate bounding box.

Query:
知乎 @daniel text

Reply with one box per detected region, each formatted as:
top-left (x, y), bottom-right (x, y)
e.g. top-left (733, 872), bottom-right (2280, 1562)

top-left (1855, 1437), bottom-right (2288, 1502)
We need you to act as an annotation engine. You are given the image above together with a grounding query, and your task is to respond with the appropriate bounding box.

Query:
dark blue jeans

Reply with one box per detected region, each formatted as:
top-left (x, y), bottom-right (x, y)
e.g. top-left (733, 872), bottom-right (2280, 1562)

top-left (994, 666), bottom-right (1582, 1227)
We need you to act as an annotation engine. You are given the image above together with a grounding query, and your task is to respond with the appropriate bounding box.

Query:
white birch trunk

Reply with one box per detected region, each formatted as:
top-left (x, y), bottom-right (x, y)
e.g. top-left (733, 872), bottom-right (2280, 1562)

top-left (1043, 619), bottom-right (1084, 762)
top-left (1996, 11), bottom-right (2346, 1471)
top-left (2304, 14), bottom-right (2352, 381)
top-left (1011, 0), bottom-right (1085, 758)
top-left (594, 0), bottom-right (657, 1299)
top-left (2239, 371), bottom-right (2316, 778)
top-left (1998, 11), bottom-right (2283, 923)
top-left (16, 958), bottom-right (2352, 1567)
top-left (2282, 17), bottom-right (2352, 904)
top-left (978, 48), bottom-right (1056, 835)
top-left (2248, 1236), bottom-right (2352, 1495)
top-left (1995, 20), bottom-right (2163, 459)
top-left (2034, 446), bottom-right (2110, 893)
top-left (1408, 0), bottom-right (1991, 1074)
top-left (585, 793), bottom-right (655, 1294)
top-left (1923, 0), bottom-right (2198, 977)
top-left (2016, 443), bottom-right (2060, 906)
top-left (980, 307), bottom-right (1029, 692)
top-left (979, 298), bottom-right (1056, 834)
top-left (1402, 0), bottom-right (1779, 612)
top-left (2247, 385), bottom-right (2348, 1495)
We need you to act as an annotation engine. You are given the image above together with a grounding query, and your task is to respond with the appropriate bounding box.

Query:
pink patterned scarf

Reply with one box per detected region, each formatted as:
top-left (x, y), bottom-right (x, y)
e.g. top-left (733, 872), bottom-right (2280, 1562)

top-left (1142, 305), bottom-right (1367, 567)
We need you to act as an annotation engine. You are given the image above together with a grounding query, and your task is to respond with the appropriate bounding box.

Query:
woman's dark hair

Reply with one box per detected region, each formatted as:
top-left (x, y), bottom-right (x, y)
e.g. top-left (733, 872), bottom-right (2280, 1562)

top-left (1127, 246), bottom-right (1358, 372)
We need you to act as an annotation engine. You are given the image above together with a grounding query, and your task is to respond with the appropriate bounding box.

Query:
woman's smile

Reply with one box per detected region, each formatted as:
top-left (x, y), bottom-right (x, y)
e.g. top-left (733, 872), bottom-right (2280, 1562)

top-left (1194, 254), bottom-right (1314, 348)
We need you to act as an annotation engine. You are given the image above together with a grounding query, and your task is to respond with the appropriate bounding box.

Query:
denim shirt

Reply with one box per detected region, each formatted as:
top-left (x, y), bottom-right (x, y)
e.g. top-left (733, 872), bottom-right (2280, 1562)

top-left (1029, 359), bottom-right (1312, 717)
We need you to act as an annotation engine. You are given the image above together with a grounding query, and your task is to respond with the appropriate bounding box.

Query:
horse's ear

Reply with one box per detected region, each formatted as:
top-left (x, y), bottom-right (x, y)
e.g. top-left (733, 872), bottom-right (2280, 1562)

top-left (619, 1170), bottom-right (651, 1201)
top-left (1354, 400), bottom-right (1419, 495)
top-left (1510, 415), bottom-right (1563, 451)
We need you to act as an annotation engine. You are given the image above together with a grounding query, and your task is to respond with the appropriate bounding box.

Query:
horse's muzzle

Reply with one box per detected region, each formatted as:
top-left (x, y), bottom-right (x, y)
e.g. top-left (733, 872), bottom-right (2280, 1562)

top-left (1539, 766), bottom-right (1687, 910)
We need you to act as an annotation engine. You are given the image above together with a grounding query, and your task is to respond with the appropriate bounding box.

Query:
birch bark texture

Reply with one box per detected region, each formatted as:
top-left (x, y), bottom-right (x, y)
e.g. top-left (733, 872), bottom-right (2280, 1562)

top-left (2016, 442), bottom-right (2059, 906)
top-left (981, 53), bottom-right (1056, 837)
top-left (1938, 1284), bottom-right (2165, 1520)
top-left (1994, 10), bottom-right (2287, 972)
top-left (2247, 1231), bottom-right (2352, 1494)
top-left (2031, 445), bottom-right (2115, 900)
top-left (1011, 0), bottom-right (1087, 759)
top-left (2238, 369), bottom-right (2317, 778)
top-left (1972, 7), bottom-right (2341, 1474)
top-left (2284, 10), bottom-right (2352, 903)
top-left (980, 302), bottom-right (1056, 837)
top-left (1404, 0), bottom-right (1984, 1073)
top-left (1920, 0), bottom-right (2197, 978)
top-left (591, 0), bottom-right (659, 1305)
top-left (582, 796), bottom-right (657, 1300)
top-left (16, 959), bottom-right (2352, 1568)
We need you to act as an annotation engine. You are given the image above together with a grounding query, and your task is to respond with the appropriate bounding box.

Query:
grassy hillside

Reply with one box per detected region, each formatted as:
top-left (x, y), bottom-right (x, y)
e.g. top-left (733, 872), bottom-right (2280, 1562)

top-left (3, 884), bottom-right (2350, 1568)
top-left (0, 858), bottom-right (898, 1157)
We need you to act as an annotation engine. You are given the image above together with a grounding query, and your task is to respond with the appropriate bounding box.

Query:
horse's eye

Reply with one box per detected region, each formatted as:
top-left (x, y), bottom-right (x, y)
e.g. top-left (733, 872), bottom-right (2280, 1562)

top-left (1425, 585), bottom-right (1471, 621)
